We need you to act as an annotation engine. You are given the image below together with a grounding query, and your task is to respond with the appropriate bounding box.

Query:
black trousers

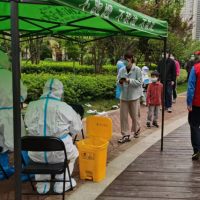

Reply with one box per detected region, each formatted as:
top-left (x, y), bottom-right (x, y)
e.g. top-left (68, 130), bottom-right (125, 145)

top-left (189, 106), bottom-right (200, 154)
top-left (172, 79), bottom-right (177, 99)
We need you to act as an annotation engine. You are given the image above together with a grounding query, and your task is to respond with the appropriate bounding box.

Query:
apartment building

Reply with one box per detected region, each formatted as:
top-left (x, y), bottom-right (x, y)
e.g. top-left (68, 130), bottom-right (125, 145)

top-left (192, 0), bottom-right (200, 40)
top-left (181, 0), bottom-right (200, 40)
top-left (181, 0), bottom-right (194, 22)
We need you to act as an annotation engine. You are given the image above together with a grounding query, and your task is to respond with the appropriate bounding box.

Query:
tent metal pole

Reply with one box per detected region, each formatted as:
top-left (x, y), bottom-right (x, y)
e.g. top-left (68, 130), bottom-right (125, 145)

top-left (10, 0), bottom-right (22, 199)
top-left (161, 38), bottom-right (167, 151)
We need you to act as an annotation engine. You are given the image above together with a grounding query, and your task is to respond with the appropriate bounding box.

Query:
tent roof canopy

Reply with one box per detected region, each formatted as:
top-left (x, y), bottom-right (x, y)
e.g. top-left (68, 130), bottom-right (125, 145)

top-left (0, 0), bottom-right (168, 42)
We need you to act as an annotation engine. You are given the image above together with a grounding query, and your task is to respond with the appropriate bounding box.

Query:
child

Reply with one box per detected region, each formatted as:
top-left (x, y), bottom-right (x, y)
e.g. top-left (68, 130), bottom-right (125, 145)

top-left (146, 72), bottom-right (163, 128)
top-left (141, 66), bottom-right (149, 106)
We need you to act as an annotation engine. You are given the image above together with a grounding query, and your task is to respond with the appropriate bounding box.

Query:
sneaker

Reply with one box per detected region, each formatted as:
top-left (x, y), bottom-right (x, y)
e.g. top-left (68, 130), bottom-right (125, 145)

top-left (143, 102), bottom-right (146, 106)
top-left (118, 135), bottom-right (131, 143)
top-left (192, 152), bottom-right (200, 160)
top-left (153, 121), bottom-right (159, 128)
top-left (134, 128), bottom-right (140, 138)
top-left (172, 98), bottom-right (176, 103)
top-left (168, 107), bottom-right (172, 113)
top-left (147, 122), bottom-right (151, 129)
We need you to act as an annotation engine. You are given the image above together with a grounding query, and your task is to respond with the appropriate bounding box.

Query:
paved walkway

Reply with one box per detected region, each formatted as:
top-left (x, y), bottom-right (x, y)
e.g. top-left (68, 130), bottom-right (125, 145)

top-left (0, 93), bottom-right (188, 200)
top-left (97, 123), bottom-right (197, 200)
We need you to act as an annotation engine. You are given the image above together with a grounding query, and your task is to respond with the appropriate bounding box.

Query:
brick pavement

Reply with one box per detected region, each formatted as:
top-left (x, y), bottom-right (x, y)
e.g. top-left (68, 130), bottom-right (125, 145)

top-left (0, 94), bottom-right (188, 200)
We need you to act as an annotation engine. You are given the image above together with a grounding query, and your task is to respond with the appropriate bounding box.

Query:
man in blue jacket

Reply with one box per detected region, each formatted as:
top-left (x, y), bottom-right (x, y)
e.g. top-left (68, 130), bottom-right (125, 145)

top-left (187, 60), bottom-right (200, 159)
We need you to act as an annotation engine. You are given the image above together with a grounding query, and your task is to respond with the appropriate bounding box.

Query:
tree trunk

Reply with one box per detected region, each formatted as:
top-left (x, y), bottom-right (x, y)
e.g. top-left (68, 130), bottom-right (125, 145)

top-left (81, 46), bottom-right (84, 65)
top-left (145, 52), bottom-right (150, 67)
top-left (26, 47), bottom-right (28, 60)
top-left (97, 48), bottom-right (101, 74)
top-left (29, 37), bottom-right (34, 64)
top-left (93, 46), bottom-right (97, 74)
top-left (3, 35), bottom-right (10, 56)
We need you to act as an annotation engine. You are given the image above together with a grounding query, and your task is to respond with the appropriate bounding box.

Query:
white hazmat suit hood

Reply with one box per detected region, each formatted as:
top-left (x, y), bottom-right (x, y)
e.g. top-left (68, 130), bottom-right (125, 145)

top-left (25, 78), bottom-right (82, 194)
top-left (141, 66), bottom-right (149, 106)
top-left (0, 51), bottom-right (27, 152)
top-left (40, 78), bottom-right (64, 101)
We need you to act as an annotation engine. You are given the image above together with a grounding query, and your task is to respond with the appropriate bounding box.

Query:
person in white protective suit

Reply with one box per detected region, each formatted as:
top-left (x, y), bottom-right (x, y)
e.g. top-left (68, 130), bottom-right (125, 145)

top-left (141, 66), bottom-right (149, 106)
top-left (0, 50), bottom-right (28, 180)
top-left (0, 50), bottom-right (27, 152)
top-left (25, 78), bottom-right (82, 194)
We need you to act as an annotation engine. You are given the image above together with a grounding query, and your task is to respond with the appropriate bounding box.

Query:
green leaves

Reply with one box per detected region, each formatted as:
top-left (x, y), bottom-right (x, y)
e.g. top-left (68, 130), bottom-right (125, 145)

top-left (21, 73), bottom-right (117, 103)
top-left (177, 69), bottom-right (187, 85)
top-left (21, 61), bottom-right (119, 75)
top-left (21, 69), bottom-right (187, 104)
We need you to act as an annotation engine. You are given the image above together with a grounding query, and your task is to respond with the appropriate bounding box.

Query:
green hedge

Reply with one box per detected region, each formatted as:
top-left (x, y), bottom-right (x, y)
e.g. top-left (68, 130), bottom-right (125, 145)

top-left (21, 74), bottom-right (116, 103)
top-left (21, 69), bottom-right (187, 103)
top-left (21, 61), bottom-right (158, 75)
top-left (21, 61), bottom-right (116, 75)
top-left (177, 69), bottom-right (187, 85)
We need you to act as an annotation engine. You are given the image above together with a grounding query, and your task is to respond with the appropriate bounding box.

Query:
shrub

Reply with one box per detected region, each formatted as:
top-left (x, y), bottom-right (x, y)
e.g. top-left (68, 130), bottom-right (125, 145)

top-left (21, 61), bottom-right (117, 75)
top-left (21, 61), bottom-right (158, 76)
top-left (44, 58), bottom-right (55, 62)
top-left (21, 74), bottom-right (117, 103)
top-left (21, 69), bottom-right (187, 103)
top-left (177, 69), bottom-right (187, 84)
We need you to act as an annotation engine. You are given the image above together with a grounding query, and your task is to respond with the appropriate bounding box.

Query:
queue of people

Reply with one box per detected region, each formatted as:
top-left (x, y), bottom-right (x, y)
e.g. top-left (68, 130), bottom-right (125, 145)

top-left (0, 51), bottom-right (82, 194)
top-left (186, 52), bottom-right (200, 81)
top-left (157, 51), bottom-right (177, 113)
top-left (116, 51), bottom-right (180, 144)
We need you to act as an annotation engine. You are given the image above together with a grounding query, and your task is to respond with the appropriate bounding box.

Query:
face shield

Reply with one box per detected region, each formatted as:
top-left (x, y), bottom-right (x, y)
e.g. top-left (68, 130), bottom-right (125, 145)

top-left (142, 66), bottom-right (149, 74)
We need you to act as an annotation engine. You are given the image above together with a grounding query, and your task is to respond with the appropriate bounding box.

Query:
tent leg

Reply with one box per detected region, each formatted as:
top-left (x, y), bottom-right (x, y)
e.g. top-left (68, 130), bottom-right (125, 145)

top-left (161, 38), bottom-right (167, 152)
top-left (10, 1), bottom-right (22, 199)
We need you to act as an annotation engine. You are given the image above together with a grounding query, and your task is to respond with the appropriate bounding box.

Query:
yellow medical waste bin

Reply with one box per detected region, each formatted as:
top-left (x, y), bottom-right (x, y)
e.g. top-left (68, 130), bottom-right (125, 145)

top-left (77, 116), bottom-right (112, 182)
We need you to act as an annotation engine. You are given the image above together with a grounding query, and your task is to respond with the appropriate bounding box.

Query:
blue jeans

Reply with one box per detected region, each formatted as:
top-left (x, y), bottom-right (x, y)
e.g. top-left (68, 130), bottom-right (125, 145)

top-left (165, 81), bottom-right (172, 108)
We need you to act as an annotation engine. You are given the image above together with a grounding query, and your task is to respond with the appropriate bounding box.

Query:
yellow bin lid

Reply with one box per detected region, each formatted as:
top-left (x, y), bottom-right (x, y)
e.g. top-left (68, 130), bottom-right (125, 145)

top-left (86, 116), bottom-right (112, 141)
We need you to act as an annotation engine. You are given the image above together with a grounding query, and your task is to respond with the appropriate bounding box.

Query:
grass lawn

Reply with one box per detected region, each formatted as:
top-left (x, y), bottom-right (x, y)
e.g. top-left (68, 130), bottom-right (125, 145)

top-left (177, 82), bottom-right (188, 94)
top-left (81, 99), bottom-right (119, 118)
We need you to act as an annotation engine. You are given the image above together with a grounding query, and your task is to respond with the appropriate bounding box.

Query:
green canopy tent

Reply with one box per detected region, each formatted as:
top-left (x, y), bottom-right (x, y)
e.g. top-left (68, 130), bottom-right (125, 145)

top-left (0, 0), bottom-right (167, 39)
top-left (0, 0), bottom-right (168, 199)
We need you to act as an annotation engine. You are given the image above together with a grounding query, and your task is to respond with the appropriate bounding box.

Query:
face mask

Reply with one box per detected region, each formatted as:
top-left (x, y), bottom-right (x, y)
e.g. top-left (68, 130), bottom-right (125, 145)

top-left (170, 57), bottom-right (174, 60)
top-left (151, 78), bottom-right (157, 83)
top-left (191, 57), bottom-right (194, 60)
top-left (123, 60), bottom-right (129, 67)
top-left (162, 55), bottom-right (168, 58)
